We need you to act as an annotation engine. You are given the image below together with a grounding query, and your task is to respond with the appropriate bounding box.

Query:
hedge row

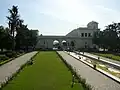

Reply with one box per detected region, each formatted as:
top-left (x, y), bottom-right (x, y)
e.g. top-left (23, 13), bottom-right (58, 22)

top-left (0, 51), bottom-right (24, 65)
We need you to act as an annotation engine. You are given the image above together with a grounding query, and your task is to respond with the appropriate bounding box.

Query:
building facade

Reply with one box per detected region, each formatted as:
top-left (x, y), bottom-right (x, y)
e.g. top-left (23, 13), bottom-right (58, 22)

top-left (35, 21), bottom-right (99, 50)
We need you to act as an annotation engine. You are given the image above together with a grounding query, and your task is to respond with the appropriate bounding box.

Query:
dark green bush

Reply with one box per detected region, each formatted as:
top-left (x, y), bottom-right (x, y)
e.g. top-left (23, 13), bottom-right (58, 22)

top-left (16, 52), bottom-right (20, 55)
top-left (19, 50), bottom-right (24, 53)
top-left (5, 51), bottom-right (17, 58)
top-left (0, 55), bottom-right (9, 61)
top-left (6, 53), bottom-right (13, 58)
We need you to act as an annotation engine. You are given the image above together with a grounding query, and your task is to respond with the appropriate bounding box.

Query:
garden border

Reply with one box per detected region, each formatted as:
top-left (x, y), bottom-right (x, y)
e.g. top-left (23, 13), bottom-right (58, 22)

top-left (0, 53), bottom-right (25, 66)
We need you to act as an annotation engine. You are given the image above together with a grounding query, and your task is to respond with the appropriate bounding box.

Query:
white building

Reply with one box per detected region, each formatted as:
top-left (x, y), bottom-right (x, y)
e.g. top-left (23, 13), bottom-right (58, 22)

top-left (36, 21), bottom-right (99, 50)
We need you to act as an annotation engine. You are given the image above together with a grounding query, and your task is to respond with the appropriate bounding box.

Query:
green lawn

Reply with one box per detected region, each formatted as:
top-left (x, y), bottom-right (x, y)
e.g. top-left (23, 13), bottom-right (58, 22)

top-left (2, 51), bottom-right (83, 90)
top-left (92, 53), bottom-right (120, 61)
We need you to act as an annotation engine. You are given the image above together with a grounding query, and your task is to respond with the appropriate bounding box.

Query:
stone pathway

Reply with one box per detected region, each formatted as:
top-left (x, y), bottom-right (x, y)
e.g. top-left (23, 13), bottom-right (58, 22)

top-left (58, 51), bottom-right (120, 90)
top-left (0, 51), bottom-right (37, 87)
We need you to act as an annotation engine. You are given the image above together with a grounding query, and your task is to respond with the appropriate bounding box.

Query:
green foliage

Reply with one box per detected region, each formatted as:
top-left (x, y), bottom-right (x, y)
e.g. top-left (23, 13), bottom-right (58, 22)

top-left (7, 5), bottom-right (20, 35)
top-left (93, 22), bottom-right (120, 52)
top-left (0, 5), bottom-right (39, 52)
top-left (0, 26), bottom-right (13, 50)
top-left (15, 27), bottom-right (38, 51)
top-left (5, 5), bottom-right (39, 51)
top-left (0, 55), bottom-right (9, 61)
top-left (7, 5), bottom-right (20, 50)
top-left (19, 50), bottom-right (24, 53)
top-left (5, 51), bottom-right (17, 58)
top-left (93, 53), bottom-right (120, 61)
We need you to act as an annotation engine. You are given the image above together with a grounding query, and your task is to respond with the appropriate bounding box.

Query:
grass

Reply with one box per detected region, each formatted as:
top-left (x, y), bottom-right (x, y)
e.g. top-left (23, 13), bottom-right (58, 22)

top-left (0, 59), bottom-right (11, 66)
top-left (2, 51), bottom-right (83, 90)
top-left (92, 53), bottom-right (120, 61)
top-left (97, 65), bottom-right (120, 78)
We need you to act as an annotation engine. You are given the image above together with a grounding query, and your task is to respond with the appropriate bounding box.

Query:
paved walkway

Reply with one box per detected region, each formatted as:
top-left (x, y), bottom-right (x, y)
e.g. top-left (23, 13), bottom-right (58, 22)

top-left (58, 51), bottom-right (120, 90)
top-left (0, 51), bottom-right (37, 86)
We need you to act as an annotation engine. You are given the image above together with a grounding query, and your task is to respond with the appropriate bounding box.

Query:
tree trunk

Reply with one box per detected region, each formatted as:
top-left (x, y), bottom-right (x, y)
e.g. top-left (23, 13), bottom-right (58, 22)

top-left (11, 25), bottom-right (15, 51)
top-left (12, 31), bottom-right (15, 51)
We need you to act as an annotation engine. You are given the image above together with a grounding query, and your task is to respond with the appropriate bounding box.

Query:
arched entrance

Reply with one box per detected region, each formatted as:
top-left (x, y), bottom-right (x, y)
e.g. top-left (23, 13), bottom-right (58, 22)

top-left (53, 40), bottom-right (61, 50)
top-left (61, 40), bottom-right (67, 50)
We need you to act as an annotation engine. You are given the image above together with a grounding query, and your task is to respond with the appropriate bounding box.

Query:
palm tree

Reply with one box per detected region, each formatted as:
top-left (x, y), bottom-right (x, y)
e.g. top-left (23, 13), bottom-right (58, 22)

top-left (7, 5), bottom-right (20, 50)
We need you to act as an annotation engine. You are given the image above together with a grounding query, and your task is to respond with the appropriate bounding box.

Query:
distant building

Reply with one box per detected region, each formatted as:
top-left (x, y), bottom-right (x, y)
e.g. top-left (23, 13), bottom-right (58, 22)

top-left (36, 21), bottom-right (100, 50)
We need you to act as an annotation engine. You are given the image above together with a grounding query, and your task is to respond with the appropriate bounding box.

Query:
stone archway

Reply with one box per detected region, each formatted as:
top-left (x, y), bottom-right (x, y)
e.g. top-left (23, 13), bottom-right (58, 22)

top-left (53, 40), bottom-right (60, 50)
top-left (61, 40), bottom-right (67, 50)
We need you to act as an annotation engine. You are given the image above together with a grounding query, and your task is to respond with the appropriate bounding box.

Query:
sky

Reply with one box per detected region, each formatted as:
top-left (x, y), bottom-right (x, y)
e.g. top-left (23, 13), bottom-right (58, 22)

top-left (0, 0), bottom-right (120, 35)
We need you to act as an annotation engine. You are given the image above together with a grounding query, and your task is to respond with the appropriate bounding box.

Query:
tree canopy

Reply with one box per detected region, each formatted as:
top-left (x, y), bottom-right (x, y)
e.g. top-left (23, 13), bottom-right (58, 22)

top-left (93, 22), bottom-right (120, 52)
top-left (0, 5), bottom-right (39, 52)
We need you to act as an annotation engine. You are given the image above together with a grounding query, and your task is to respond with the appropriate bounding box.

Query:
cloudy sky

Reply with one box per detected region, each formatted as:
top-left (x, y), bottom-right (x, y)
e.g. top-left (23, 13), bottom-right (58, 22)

top-left (0, 0), bottom-right (120, 35)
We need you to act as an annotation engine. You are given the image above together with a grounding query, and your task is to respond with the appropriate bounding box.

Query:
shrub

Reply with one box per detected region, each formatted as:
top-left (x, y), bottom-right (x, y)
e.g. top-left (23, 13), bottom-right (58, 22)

top-left (16, 52), bottom-right (20, 55)
top-left (19, 50), bottom-right (24, 54)
top-left (5, 51), bottom-right (17, 58)
top-left (0, 51), bottom-right (9, 54)
top-left (0, 55), bottom-right (9, 61)
top-left (6, 53), bottom-right (13, 58)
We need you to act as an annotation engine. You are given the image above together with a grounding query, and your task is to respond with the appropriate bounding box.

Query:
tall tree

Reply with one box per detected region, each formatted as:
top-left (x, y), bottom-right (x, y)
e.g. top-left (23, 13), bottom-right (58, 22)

top-left (15, 23), bottom-right (29, 50)
top-left (7, 5), bottom-right (20, 50)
